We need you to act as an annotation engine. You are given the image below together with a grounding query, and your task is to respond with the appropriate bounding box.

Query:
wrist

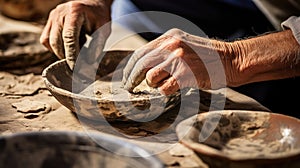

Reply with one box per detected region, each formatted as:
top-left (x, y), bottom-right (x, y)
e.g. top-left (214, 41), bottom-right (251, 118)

top-left (212, 40), bottom-right (246, 87)
top-left (219, 30), bottom-right (300, 87)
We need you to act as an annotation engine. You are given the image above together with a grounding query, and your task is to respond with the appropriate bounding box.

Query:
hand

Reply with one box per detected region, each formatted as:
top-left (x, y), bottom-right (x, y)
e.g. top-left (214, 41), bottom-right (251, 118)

top-left (122, 28), bottom-right (230, 95)
top-left (40, 0), bottom-right (112, 70)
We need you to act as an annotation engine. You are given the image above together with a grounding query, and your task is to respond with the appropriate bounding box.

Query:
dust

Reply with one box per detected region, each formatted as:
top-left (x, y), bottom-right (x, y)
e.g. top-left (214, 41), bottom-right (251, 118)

top-left (80, 79), bottom-right (160, 101)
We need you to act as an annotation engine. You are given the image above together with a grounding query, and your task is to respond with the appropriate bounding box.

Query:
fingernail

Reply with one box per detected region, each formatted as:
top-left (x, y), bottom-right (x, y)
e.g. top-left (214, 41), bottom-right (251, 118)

top-left (158, 87), bottom-right (168, 96)
top-left (124, 84), bottom-right (133, 93)
top-left (66, 60), bottom-right (75, 71)
top-left (146, 78), bottom-right (158, 88)
top-left (173, 48), bottom-right (183, 56)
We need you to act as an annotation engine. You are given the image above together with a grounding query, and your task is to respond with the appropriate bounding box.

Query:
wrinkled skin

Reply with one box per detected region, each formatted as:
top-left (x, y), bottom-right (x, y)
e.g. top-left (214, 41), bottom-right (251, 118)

top-left (122, 28), bottom-right (229, 95)
top-left (122, 28), bottom-right (300, 96)
top-left (40, 0), bottom-right (112, 70)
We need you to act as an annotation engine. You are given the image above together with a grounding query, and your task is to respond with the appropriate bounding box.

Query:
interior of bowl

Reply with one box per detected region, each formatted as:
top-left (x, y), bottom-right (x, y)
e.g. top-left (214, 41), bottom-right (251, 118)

top-left (42, 50), bottom-right (181, 121)
top-left (0, 131), bottom-right (164, 168)
top-left (43, 50), bottom-right (133, 94)
top-left (177, 110), bottom-right (300, 161)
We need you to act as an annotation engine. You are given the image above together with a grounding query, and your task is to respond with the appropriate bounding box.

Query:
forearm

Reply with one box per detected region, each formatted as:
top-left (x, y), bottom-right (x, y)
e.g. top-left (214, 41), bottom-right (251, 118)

top-left (225, 29), bottom-right (300, 86)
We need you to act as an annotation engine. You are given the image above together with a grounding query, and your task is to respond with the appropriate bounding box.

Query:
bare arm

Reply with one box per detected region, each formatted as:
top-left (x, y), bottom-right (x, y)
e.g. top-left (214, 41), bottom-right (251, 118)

top-left (122, 29), bottom-right (300, 95)
top-left (223, 29), bottom-right (300, 87)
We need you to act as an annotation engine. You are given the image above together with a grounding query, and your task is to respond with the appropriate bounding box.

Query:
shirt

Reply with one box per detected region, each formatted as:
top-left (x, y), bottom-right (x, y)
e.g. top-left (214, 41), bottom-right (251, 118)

top-left (130, 0), bottom-right (274, 39)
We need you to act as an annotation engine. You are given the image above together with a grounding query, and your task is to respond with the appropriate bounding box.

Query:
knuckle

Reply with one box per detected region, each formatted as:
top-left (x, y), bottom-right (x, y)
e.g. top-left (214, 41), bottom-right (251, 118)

top-left (159, 85), bottom-right (171, 96)
top-left (62, 30), bottom-right (77, 43)
top-left (68, 1), bottom-right (85, 13)
top-left (55, 1), bottom-right (85, 15)
top-left (56, 3), bottom-right (66, 9)
top-left (162, 36), bottom-right (186, 50)
top-left (146, 71), bottom-right (155, 85)
top-left (170, 38), bottom-right (184, 47)
top-left (49, 38), bottom-right (59, 49)
top-left (132, 48), bottom-right (142, 56)
top-left (146, 70), bottom-right (153, 80)
top-left (169, 28), bottom-right (180, 32)
top-left (131, 49), bottom-right (145, 62)
top-left (48, 9), bottom-right (56, 17)
top-left (174, 47), bottom-right (185, 58)
top-left (39, 35), bottom-right (48, 45)
top-left (53, 3), bottom-right (66, 13)
top-left (166, 28), bottom-right (183, 35)
top-left (136, 58), bottom-right (147, 69)
top-left (62, 30), bottom-right (73, 39)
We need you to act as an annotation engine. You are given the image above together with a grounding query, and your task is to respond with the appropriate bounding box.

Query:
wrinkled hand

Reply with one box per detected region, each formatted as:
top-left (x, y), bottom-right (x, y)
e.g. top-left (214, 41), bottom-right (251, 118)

top-left (122, 28), bottom-right (229, 95)
top-left (40, 0), bottom-right (112, 70)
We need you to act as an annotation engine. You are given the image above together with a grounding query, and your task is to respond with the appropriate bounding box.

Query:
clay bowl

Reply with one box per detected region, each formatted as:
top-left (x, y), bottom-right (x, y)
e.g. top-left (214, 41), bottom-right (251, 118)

top-left (176, 110), bottom-right (300, 168)
top-left (0, 131), bottom-right (164, 168)
top-left (42, 50), bottom-right (180, 122)
top-left (0, 31), bottom-right (57, 74)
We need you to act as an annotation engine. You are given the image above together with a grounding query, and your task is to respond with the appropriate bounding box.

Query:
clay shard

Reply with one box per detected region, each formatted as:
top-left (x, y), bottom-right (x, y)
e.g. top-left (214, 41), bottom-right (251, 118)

top-left (12, 99), bottom-right (47, 113)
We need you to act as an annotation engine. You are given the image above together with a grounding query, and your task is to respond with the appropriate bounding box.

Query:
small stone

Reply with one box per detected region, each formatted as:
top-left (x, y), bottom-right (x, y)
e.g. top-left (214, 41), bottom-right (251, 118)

top-left (94, 90), bottom-right (102, 96)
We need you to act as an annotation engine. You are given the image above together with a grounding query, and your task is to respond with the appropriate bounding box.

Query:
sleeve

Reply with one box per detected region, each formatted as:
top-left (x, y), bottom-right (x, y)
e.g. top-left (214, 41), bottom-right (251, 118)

top-left (253, 0), bottom-right (300, 30)
top-left (281, 16), bottom-right (300, 45)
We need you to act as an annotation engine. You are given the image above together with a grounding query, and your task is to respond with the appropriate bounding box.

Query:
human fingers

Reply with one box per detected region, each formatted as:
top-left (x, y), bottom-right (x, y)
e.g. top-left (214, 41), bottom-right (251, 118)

top-left (122, 35), bottom-right (169, 86)
top-left (145, 48), bottom-right (184, 87)
top-left (158, 76), bottom-right (180, 96)
top-left (62, 13), bottom-right (84, 70)
top-left (49, 20), bottom-right (64, 59)
top-left (40, 17), bottom-right (53, 53)
top-left (146, 67), bottom-right (170, 88)
top-left (122, 48), bottom-right (152, 87)
top-left (123, 47), bottom-right (167, 92)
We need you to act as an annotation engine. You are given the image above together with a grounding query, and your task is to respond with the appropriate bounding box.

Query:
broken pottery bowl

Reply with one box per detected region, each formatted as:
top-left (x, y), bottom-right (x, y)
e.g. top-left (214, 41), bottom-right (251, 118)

top-left (42, 50), bottom-right (180, 122)
top-left (0, 131), bottom-right (164, 168)
top-left (0, 31), bottom-right (57, 74)
top-left (176, 110), bottom-right (300, 168)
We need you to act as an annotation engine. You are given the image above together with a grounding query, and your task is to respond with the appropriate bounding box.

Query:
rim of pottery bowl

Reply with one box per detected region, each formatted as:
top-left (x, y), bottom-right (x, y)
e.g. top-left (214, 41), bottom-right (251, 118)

top-left (176, 110), bottom-right (300, 162)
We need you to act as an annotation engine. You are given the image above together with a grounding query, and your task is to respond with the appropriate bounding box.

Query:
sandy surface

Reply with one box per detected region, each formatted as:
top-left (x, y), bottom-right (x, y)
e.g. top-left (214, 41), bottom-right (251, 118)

top-left (80, 79), bottom-right (160, 100)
